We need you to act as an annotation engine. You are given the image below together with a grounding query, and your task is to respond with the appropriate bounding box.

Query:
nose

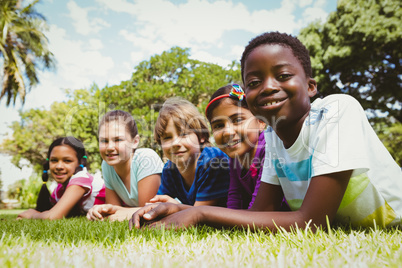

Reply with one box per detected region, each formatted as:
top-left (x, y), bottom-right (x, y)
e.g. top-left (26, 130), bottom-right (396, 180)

top-left (222, 122), bottom-right (236, 138)
top-left (106, 140), bottom-right (115, 150)
top-left (261, 76), bottom-right (280, 95)
top-left (55, 160), bottom-right (64, 169)
top-left (171, 136), bottom-right (181, 147)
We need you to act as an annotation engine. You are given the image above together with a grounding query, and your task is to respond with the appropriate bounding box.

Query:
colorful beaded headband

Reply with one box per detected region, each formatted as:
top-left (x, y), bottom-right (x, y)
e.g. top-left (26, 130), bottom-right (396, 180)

top-left (205, 84), bottom-right (245, 114)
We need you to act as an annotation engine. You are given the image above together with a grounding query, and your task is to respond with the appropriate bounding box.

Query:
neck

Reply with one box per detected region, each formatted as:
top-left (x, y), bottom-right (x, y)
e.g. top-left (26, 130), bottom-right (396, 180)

top-left (235, 142), bottom-right (259, 170)
top-left (175, 154), bottom-right (200, 190)
top-left (274, 112), bottom-right (309, 149)
top-left (114, 155), bottom-right (133, 182)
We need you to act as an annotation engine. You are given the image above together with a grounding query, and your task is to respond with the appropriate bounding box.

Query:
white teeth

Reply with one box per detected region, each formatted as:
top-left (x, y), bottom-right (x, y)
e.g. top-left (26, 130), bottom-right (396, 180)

top-left (227, 140), bottom-right (240, 146)
top-left (264, 101), bottom-right (279, 106)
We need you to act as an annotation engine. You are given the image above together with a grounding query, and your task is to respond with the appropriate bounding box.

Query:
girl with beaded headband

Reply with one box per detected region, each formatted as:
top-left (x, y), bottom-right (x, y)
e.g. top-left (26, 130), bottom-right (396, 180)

top-left (205, 84), bottom-right (268, 209)
top-left (17, 137), bottom-right (105, 219)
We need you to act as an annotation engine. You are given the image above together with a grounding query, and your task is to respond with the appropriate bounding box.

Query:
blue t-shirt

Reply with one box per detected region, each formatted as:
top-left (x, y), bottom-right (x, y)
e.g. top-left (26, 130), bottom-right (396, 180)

top-left (158, 147), bottom-right (230, 206)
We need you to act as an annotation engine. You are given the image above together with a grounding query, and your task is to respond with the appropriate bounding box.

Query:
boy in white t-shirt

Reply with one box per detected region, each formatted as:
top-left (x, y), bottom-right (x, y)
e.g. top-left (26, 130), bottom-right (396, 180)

top-left (130, 32), bottom-right (402, 231)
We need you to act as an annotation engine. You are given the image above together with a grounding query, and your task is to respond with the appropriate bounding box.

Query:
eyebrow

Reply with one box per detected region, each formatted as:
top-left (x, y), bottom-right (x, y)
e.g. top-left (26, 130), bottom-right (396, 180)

top-left (98, 135), bottom-right (126, 139)
top-left (210, 112), bottom-right (245, 124)
top-left (245, 63), bottom-right (293, 78)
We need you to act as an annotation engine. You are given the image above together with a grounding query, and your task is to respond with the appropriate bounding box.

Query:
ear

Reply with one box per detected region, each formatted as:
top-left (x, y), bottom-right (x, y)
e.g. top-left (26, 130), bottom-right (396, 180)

top-left (258, 120), bottom-right (266, 132)
top-left (307, 78), bottom-right (317, 97)
top-left (200, 138), bottom-right (205, 144)
top-left (132, 135), bottom-right (140, 150)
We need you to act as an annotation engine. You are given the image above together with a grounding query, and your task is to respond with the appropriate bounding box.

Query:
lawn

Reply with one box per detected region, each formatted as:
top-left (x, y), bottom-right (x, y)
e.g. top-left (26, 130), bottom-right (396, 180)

top-left (1, 210), bottom-right (402, 267)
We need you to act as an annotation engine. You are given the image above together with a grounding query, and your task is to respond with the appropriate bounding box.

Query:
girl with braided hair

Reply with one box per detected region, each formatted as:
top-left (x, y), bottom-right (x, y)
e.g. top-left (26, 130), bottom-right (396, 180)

top-left (17, 136), bottom-right (105, 219)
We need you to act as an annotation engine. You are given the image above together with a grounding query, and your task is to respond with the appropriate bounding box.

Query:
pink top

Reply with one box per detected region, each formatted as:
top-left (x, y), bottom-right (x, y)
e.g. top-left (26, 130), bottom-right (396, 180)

top-left (50, 169), bottom-right (105, 212)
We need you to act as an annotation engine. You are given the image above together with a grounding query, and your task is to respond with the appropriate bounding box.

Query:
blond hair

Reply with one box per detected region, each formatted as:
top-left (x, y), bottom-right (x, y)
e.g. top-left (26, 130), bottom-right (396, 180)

top-left (154, 97), bottom-right (210, 147)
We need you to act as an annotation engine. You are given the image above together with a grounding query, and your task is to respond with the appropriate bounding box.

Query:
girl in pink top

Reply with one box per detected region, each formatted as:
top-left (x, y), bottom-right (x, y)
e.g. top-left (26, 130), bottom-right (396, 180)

top-left (17, 137), bottom-right (105, 219)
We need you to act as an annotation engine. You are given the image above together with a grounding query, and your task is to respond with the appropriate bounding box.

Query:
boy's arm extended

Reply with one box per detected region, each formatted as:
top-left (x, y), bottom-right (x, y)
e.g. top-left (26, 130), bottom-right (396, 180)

top-left (130, 170), bottom-right (351, 231)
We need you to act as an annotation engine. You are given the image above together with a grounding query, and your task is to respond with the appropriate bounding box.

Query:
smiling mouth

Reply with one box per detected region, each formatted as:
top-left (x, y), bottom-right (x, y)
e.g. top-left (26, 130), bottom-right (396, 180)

top-left (263, 99), bottom-right (286, 107)
top-left (226, 140), bottom-right (240, 147)
top-left (53, 173), bottom-right (67, 178)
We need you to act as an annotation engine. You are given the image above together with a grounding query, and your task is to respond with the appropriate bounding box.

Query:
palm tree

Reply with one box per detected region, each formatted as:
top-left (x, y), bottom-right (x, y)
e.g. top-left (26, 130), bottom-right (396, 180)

top-left (0, 0), bottom-right (55, 106)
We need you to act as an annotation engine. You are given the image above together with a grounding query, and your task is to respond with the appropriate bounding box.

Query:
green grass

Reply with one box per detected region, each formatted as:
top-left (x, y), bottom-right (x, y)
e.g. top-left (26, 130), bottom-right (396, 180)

top-left (1, 210), bottom-right (402, 267)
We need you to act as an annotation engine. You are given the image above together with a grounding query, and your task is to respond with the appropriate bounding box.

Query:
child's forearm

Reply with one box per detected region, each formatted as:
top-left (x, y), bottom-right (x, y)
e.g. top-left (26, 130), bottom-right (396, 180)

top-left (31, 210), bottom-right (53, 220)
top-left (197, 206), bottom-right (305, 231)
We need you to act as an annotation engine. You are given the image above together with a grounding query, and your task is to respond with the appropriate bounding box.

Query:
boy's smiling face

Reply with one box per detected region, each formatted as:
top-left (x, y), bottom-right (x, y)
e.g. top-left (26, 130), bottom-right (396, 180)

top-left (243, 44), bottom-right (317, 132)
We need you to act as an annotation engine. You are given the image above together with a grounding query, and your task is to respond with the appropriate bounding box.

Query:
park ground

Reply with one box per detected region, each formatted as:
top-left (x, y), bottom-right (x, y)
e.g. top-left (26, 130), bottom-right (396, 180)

top-left (1, 209), bottom-right (402, 267)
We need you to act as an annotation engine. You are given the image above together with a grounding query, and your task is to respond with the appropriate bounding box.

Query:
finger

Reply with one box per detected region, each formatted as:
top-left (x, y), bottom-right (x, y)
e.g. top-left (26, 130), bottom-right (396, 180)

top-left (92, 209), bottom-right (104, 219)
top-left (102, 204), bottom-right (116, 214)
top-left (129, 211), bottom-right (142, 229)
top-left (144, 204), bottom-right (172, 221)
top-left (130, 204), bottom-right (158, 229)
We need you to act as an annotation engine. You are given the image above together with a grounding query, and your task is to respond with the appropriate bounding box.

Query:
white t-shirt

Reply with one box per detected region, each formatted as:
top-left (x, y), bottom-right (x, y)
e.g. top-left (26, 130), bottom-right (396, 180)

top-left (102, 148), bottom-right (164, 207)
top-left (262, 94), bottom-right (402, 227)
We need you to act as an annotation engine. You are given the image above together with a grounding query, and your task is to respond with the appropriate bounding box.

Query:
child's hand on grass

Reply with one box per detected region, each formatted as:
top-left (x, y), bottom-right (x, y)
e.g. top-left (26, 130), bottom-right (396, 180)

top-left (146, 195), bottom-right (180, 205)
top-left (107, 207), bottom-right (140, 222)
top-left (16, 209), bottom-right (39, 219)
top-left (129, 202), bottom-right (187, 230)
top-left (86, 204), bottom-right (118, 221)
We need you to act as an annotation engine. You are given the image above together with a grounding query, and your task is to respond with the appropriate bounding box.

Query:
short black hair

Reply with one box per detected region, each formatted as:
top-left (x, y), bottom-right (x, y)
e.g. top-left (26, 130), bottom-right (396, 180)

top-left (240, 32), bottom-right (312, 82)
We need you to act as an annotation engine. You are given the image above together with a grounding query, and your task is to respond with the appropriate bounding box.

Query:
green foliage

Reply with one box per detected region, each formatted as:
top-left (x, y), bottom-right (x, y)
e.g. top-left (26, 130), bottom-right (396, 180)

top-left (0, 170), bottom-right (3, 192)
top-left (6, 174), bottom-right (42, 208)
top-left (299, 0), bottom-right (402, 122)
top-left (1, 86), bottom-right (103, 172)
top-left (0, 213), bottom-right (401, 266)
top-left (0, 0), bottom-right (55, 105)
top-left (98, 46), bottom-right (241, 153)
top-left (375, 121), bottom-right (402, 166)
top-left (1, 47), bottom-right (241, 172)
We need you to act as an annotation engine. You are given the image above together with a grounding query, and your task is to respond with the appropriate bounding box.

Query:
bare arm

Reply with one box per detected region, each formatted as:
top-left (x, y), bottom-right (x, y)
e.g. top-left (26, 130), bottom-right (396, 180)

top-left (193, 198), bottom-right (225, 207)
top-left (131, 170), bottom-right (352, 231)
top-left (87, 188), bottom-right (123, 221)
top-left (18, 185), bottom-right (86, 220)
top-left (137, 174), bottom-right (161, 206)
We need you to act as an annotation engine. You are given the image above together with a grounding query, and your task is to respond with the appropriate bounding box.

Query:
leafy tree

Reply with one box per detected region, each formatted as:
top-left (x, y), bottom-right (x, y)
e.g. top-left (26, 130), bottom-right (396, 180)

top-left (0, 0), bottom-right (55, 105)
top-left (1, 47), bottom-right (241, 170)
top-left (375, 121), bottom-right (402, 166)
top-left (1, 86), bottom-right (103, 172)
top-left (298, 0), bottom-right (402, 122)
top-left (0, 170), bottom-right (3, 201)
top-left (98, 46), bottom-right (241, 152)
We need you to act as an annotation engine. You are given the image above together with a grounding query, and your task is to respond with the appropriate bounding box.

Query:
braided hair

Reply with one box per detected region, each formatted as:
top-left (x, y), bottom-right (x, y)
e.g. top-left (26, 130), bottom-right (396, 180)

top-left (36, 136), bottom-right (87, 216)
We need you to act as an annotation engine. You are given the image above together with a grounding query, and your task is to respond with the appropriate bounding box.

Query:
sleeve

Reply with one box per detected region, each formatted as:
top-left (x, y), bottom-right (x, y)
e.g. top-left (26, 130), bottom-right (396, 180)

top-left (248, 178), bottom-right (261, 209)
top-left (135, 149), bottom-right (164, 182)
top-left (226, 160), bottom-right (245, 209)
top-left (101, 161), bottom-right (113, 190)
top-left (311, 95), bottom-right (370, 177)
top-left (67, 171), bottom-right (92, 197)
top-left (157, 162), bottom-right (176, 197)
top-left (195, 151), bottom-right (230, 202)
top-left (68, 173), bottom-right (91, 189)
top-left (260, 129), bottom-right (280, 185)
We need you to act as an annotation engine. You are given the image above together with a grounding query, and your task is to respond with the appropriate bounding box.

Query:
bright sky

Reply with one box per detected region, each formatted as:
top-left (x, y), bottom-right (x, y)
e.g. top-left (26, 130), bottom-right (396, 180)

top-left (0, 0), bottom-right (338, 191)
